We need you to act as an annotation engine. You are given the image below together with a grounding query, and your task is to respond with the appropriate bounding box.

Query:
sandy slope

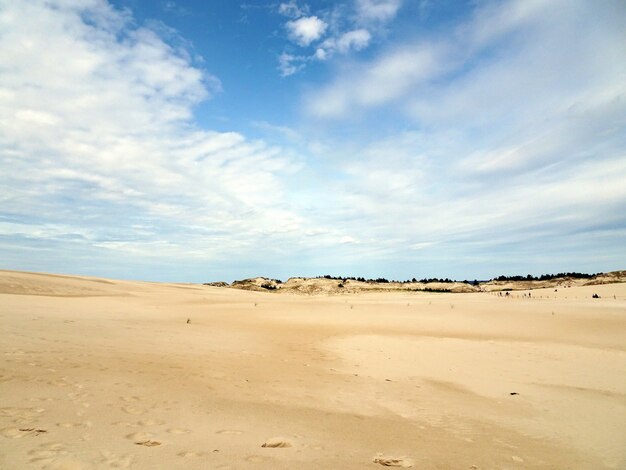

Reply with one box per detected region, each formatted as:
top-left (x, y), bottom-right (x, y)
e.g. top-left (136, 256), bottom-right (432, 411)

top-left (225, 271), bottom-right (626, 295)
top-left (1, 270), bottom-right (625, 469)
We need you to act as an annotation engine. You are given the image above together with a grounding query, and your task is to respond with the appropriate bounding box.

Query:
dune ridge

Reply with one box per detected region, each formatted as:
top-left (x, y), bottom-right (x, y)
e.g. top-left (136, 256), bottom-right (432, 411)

top-left (221, 270), bottom-right (626, 295)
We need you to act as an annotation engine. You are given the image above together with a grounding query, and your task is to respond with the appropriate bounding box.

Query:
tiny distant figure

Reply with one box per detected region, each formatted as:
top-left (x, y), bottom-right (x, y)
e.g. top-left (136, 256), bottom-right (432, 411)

top-left (505, 292), bottom-right (510, 297)
top-left (186, 318), bottom-right (191, 324)
top-left (592, 293), bottom-right (600, 299)
top-left (528, 292), bottom-right (531, 298)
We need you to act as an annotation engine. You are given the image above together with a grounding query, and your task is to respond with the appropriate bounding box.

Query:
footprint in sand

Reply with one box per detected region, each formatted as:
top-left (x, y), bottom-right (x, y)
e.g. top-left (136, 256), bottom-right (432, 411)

top-left (125, 431), bottom-right (154, 441)
top-left (261, 437), bottom-right (292, 448)
top-left (373, 454), bottom-right (414, 467)
top-left (112, 421), bottom-right (135, 428)
top-left (246, 455), bottom-right (273, 463)
top-left (1, 427), bottom-right (30, 438)
top-left (177, 451), bottom-right (209, 458)
top-left (167, 428), bottom-right (191, 434)
top-left (216, 430), bottom-right (244, 435)
top-left (57, 421), bottom-right (92, 429)
top-left (23, 407), bottom-right (47, 418)
top-left (29, 397), bottom-right (55, 403)
top-left (135, 440), bottom-right (161, 447)
top-left (138, 419), bottom-right (164, 426)
top-left (1, 427), bottom-right (47, 438)
top-left (99, 450), bottom-right (135, 468)
top-left (121, 405), bottom-right (145, 415)
top-left (120, 396), bottom-right (141, 403)
top-left (0, 407), bottom-right (18, 417)
top-left (0, 427), bottom-right (22, 438)
top-left (28, 442), bottom-right (67, 463)
top-left (42, 457), bottom-right (93, 470)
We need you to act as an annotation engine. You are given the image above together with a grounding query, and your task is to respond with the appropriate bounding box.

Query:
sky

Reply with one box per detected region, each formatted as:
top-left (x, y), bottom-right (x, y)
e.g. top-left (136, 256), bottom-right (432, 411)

top-left (1, 0), bottom-right (625, 283)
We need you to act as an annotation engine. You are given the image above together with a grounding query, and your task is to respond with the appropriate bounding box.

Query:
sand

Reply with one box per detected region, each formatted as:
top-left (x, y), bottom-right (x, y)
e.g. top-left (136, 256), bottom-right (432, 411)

top-left (1, 270), bottom-right (625, 469)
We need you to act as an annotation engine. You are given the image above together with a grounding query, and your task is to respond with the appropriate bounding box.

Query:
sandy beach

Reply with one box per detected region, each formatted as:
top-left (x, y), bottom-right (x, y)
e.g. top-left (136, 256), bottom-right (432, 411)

top-left (1, 270), bottom-right (625, 469)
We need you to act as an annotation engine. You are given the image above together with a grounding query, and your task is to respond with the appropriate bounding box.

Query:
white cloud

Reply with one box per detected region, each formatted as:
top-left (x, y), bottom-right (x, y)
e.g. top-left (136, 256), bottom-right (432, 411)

top-left (298, 0), bottom-right (626, 275)
top-left (278, 1), bottom-right (308, 19)
top-left (355, 0), bottom-right (402, 23)
top-left (339, 235), bottom-right (358, 244)
top-left (286, 16), bottom-right (328, 46)
top-left (300, 28), bottom-right (373, 66)
top-left (336, 28), bottom-right (371, 52)
top-left (306, 0), bottom-right (626, 119)
top-left (319, 28), bottom-right (372, 58)
top-left (277, 3), bottom-right (381, 74)
top-left (314, 48), bottom-right (328, 60)
top-left (0, 0), bottom-right (315, 269)
top-left (410, 242), bottom-right (437, 251)
top-left (2, 0), bottom-right (624, 281)
top-left (278, 52), bottom-right (307, 76)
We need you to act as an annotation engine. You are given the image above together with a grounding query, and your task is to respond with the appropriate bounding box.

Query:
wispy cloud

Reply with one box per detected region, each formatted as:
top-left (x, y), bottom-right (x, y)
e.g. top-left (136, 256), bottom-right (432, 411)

top-left (321, 28), bottom-right (371, 55)
top-left (1, 0), bottom-right (624, 281)
top-left (298, 0), bottom-right (626, 276)
top-left (278, 52), bottom-right (308, 76)
top-left (355, 0), bottom-right (402, 23)
top-left (161, 1), bottom-right (189, 16)
top-left (0, 0), bottom-right (326, 279)
top-left (278, 1), bottom-right (309, 19)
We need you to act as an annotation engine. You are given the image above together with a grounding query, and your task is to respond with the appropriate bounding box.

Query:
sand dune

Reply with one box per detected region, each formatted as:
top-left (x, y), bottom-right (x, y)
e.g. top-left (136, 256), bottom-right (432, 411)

top-left (1, 270), bottom-right (625, 469)
top-left (225, 271), bottom-right (626, 295)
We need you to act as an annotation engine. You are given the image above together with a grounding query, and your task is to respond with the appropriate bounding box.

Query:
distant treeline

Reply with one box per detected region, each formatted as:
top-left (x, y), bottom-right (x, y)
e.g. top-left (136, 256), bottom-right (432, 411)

top-left (493, 272), bottom-right (599, 282)
top-left (314, 272), bottom-right (600, 284)
top-left (317, 275), bottom-right (465, 284)
top-left (318, 275), bottom-right (389, 283)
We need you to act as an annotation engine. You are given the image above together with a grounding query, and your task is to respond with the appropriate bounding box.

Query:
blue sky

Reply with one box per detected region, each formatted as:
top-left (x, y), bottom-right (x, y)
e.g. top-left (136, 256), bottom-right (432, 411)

top-left (1, 0), bottom-right (625, 282)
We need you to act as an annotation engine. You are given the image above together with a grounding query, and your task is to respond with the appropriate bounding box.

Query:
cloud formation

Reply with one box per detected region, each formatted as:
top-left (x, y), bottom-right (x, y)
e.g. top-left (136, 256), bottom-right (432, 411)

top-left (355, 0), bottom-right (402, 23)
top-left (278, 1), bottom-right (308, 19)
top-left (276, 0), bottom-right (401, 76)
top-left (300, 0), bottom-right (626, 276)
top-left (286, 15), bottom-right (328, 46)
top-left (1, 0), bottom-right (624, 281)
top-left (322, 28), bottom-right (371, 55)
top-left (0, 0), bottom-right (325, 280)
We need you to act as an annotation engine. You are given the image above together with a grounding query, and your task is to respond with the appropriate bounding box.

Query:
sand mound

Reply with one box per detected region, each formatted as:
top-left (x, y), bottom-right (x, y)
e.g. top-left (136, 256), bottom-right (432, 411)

top-left (221, 270), bottom-right (626, 295)
top-left (0, 270), bottom-right (125, 297)
top-left (228, 276), bottom-right (480, 295)
top-left (230, 277), bottom-right (281, 292)
top-left (261, 437), bottom-right (292, 448)
top-left (203, 281), bottom-right (229, 287)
